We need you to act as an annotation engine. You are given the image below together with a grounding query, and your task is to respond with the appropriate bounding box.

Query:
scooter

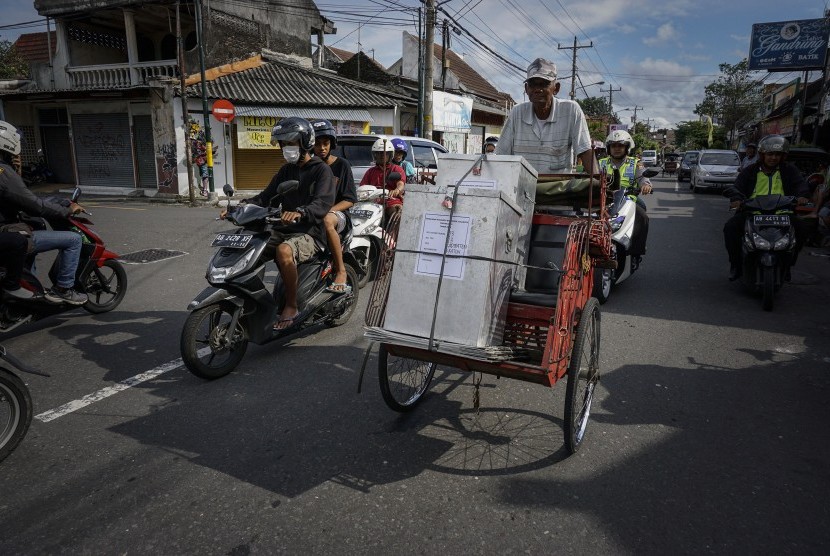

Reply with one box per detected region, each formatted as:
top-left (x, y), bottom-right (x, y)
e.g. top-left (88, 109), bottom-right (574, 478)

top-left (724, 189), bottom-right (797, 311)
top-left (0, 345), bottom-right (48, 462)
top-left (349, 171), bottom-right (402, 289)
top-left (593, 168), bottom-right (658, 303)
top-left (180, 182), bottom-right (363, 380)
top-left (0, 188), bottom-right (127, 333)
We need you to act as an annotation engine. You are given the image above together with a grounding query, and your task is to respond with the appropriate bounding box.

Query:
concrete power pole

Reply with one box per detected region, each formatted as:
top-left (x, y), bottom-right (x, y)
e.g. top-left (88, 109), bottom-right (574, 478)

top-left (423, 0), bottom-right (436, 140)
top-left (558, 36), bottom-right (593, 100)
top-left (600, 85), bottom-right (621, 115)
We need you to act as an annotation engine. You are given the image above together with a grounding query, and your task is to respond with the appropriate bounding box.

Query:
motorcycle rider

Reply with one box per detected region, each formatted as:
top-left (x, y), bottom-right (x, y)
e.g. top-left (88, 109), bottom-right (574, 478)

top-left (310, 119), bottom-right (357, 293)
top-left (390, 138), bottom-right (416, 183)
top-left (0, 120), bottom-right (88, 305)
top-left (484, 136), bottom-right (499, 154)
top-left (724, 134), bottom-right (810, 281)
top-left (598, 129), bottom-right (652, 269)
top-left (224, 117), bottom-right (335, 329)
top-left (360, 137), bottom-right (406, 223)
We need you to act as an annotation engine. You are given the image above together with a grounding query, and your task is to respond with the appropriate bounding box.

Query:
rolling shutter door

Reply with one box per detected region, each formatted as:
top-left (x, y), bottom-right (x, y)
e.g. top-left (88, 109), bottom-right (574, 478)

top-left (72, 113), bottom-right (135, 188)
top-left (133, 115), bottom-right (157, 188)
top-left (232, 126), bottom-right (284, 190)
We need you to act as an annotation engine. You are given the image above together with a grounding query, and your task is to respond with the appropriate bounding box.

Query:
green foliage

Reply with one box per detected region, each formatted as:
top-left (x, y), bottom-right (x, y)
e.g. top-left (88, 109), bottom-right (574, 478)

top-left (0, 40), bottom-right (29, 79)
top-left (675, 120), bottom-right (728, 150)
top-left (693, 59), bottom-right (763, 143)
top-left (587, 119), bottom-right (606, 141)
top-left (576, 96), bottom-right (611, 118)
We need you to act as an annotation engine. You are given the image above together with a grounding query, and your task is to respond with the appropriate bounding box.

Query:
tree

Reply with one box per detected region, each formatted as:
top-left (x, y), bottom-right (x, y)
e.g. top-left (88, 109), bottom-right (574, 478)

top-left (675, 120), bottom-right (728, 150)
top-left (0, 40), bottom-right (29, 79)
top-left (576, 96), bottom-right (611, 119)
top-left (694, 59), bottom-right (763, 147)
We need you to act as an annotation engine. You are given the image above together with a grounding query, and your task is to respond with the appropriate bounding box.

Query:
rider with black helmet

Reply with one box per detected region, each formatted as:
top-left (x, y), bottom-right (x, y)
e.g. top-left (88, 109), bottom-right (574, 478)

top-left (310, 118), bottom-right (357, 293)
top-left (235, 116), bottom-right (336, 328)
top-left (724, 134), bottom-right (810, 281)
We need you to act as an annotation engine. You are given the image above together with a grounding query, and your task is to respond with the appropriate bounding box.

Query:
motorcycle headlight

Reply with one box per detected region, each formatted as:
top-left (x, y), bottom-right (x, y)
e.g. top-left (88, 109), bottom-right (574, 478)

top-left (751, 233), bottom-right (771, 250)
top-left (773, 235), bottom-right (793, 250)
top-left (207, 248), bottom-right (256, 283)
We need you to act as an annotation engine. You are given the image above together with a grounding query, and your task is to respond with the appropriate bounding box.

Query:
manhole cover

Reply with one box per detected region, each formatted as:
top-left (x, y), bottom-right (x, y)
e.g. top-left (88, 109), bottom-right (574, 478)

top-left (118, 248), bottom-right (188, 264)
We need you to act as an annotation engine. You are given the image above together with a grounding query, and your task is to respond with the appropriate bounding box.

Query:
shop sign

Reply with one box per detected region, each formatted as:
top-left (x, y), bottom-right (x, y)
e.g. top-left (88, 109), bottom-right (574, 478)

top-left (432, 91), bottom-right (473, 133)
top-left (748, 19), bottom-right (829, 72)
top-left (237, 115), bottom-right (280, 149)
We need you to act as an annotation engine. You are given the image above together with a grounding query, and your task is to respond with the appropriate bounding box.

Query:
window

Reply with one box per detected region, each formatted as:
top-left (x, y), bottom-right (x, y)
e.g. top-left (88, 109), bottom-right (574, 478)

top-left (412, 144), bottom-right (437, 168)
top-left (335, 143), bottom-right (374, 166)
top-left (700, 153), bottom-right (739, 166)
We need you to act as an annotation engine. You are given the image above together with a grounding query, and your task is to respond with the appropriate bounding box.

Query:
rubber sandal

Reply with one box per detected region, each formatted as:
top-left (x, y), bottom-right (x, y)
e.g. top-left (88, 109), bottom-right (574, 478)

top-left (325, 282), bottom-right (352, 294)
top-left (273, 312), bottom-right (300, 331)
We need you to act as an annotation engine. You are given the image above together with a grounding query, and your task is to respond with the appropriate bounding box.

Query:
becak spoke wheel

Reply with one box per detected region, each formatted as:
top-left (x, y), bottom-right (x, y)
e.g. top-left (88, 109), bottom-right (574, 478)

top-left (563, 298), bottom-right (601, 454)
top-left (378, 344), bottom-right (437, 412)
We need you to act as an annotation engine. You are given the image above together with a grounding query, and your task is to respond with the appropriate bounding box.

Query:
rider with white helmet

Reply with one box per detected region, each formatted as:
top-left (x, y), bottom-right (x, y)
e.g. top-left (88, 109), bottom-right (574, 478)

top-left (599, 129), bottom-right (652, 269)
top-left (360, 136), bottom-right (406, 221)
top-left (0, 120), bottom-right (88, 304)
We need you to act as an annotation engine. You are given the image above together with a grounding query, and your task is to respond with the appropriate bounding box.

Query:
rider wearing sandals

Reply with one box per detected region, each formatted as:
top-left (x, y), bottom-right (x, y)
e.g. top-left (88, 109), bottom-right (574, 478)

top-left (310, 119), bottom-right (357, 294)
top-left (237, 117), bottom-right (335, 330)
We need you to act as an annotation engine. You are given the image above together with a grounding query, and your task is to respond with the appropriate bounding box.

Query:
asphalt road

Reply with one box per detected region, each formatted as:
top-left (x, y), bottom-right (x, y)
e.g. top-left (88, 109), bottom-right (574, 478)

top-left (2, 177), bottom-right (829, 554)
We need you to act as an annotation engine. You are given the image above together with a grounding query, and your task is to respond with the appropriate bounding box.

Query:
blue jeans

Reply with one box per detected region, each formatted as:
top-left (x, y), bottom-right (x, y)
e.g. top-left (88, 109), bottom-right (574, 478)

top-left (32, 230), bottom-right (82, 289)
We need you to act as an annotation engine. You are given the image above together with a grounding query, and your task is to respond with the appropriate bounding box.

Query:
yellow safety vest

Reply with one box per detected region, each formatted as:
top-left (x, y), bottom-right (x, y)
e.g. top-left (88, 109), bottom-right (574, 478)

top-left (599, 156), bottom-right (637, 187)
top-left (752, 170), bottom-right (784, 198)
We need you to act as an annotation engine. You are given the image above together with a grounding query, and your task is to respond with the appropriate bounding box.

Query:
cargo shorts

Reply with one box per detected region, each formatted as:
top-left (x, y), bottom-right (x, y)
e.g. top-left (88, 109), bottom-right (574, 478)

top-left (269, 232), bottom-right (319, 265)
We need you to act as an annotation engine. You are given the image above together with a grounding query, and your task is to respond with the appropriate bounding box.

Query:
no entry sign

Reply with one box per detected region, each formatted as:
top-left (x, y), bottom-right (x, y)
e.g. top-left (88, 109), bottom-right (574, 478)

top-left (212, 99), bottom-right (235, 123)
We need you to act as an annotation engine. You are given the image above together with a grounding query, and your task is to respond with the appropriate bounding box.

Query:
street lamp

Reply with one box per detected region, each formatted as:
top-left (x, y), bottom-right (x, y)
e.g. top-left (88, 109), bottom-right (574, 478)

top-left (579, 80), bottom-right (605, 97)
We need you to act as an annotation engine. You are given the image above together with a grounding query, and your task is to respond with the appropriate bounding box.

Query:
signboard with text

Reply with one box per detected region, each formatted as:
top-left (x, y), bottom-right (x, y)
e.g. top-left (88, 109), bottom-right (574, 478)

top-left (748, 19), bottom-right (829, 72)
top-left (432, 91), bottom-right (473, 133)
top-left (236, 115), bottom-right (279, 149)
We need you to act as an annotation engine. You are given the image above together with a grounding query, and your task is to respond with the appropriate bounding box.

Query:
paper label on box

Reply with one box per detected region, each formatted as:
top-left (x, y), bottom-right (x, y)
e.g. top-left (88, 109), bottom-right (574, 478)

top-left (456, 179), bottom-right (497, 189)
top-left (414, 212), bottom-right (472, 280)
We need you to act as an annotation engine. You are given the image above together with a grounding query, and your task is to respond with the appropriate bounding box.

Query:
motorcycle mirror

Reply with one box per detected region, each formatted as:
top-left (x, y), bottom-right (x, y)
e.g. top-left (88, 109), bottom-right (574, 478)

top-left (387, 171), bottom-right (402, 183)
top-left (276, 180), bottom-right (299, 195)
top-left (70, 187), bottom-right (81, 202)
top-left (223, 183), bottom-right (234, 197)
top-left (642, 169), bottom-right (659, 178)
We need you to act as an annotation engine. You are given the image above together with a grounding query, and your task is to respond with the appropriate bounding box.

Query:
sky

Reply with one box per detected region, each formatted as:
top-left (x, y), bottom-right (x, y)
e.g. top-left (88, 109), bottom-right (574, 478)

top-left (2, 0), bottom-right (828, 130)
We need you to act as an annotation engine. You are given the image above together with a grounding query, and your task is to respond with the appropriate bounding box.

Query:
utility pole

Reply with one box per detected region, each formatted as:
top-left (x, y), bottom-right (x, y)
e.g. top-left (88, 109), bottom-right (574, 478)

top-left (558, 36), bottom-right (593, 100)
top-left (440, 18), bottom-right (448, 90)
top-left (194, 0), bottom-right (214, 197)
top-left (629, 105), bottom-right (644, 131)
top-left (176, 1), bottom-right (196, 204)
top-left (423, 0), bottom-right (436, 139)
top-left (417, 6), bottom-right (423, 137)
top-left (600, 85), bottom-right (621, 115)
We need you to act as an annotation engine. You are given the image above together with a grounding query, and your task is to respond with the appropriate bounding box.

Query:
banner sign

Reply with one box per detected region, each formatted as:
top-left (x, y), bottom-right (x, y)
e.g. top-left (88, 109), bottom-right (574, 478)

top-left (748, 19), bottom-right (829, 72)
top-left (236, 115), bottom-right (279, 149)
top-left (432, 91), bottom-right (473, 133)
top-left (608, 123), bottom-right (629, 135)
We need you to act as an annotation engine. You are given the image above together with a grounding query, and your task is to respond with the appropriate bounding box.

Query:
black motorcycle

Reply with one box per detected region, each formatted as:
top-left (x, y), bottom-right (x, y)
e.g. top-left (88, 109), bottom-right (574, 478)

top-left (180, 182), bottom-right (362, 379)
top-left (0, 345), bottom-right (48, 462)
top-left (725, 189), bottom-right (797, 311)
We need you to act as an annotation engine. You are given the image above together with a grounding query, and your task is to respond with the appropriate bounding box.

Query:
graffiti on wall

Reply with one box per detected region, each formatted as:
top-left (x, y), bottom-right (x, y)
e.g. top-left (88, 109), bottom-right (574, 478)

top-left (156, 142), bottom-right (178, 193)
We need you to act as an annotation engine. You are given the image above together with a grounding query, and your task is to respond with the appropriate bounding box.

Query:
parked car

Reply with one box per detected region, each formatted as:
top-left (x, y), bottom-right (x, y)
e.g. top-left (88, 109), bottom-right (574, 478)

top-left (333, 134), bottom-right (449, 183)
top-left (690, 149), bottom-right (741, 193)
top-left (677, 150), bottom-right (699, 182)
top-left (641, 149), bottom-right (658, 167)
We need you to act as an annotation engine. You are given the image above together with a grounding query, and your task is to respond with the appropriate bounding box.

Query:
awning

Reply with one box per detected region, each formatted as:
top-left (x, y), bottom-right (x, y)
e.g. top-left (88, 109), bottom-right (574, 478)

top-left (235, 106), bottom-right (373, 122)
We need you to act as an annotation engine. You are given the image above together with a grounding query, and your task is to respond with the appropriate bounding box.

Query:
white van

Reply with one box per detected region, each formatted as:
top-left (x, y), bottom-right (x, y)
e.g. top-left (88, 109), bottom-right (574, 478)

top-left (641, 149), bottom-right (658, 167)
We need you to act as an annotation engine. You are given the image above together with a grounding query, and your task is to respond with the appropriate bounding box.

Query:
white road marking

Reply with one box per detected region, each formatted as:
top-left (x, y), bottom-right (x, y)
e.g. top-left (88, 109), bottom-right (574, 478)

top-left (35, 348), bottom-right (211, 423)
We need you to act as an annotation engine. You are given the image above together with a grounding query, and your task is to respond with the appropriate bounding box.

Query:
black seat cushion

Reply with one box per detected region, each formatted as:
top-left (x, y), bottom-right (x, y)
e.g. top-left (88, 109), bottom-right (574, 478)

top-left (509, 290), bottom-right (558, 307)
top-left (509, 223), bottom-right (566, 307)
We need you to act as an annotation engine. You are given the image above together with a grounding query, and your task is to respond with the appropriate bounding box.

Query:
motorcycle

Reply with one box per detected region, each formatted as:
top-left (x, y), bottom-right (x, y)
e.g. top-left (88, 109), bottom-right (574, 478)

top-left (349, 171), bottom-right (402, 289)
top-left (724, 188), bottom-right (797, 311)
top-left (180, 182), bottom-right (362, 380)
top-left (0, 344), bottom-right (48, 462)
top-left (21, 149), bottom-right (54, 187)
top-left (593, 168), bottom-right (659, 303)
top-left (0, 187), bottom-right (128, 333)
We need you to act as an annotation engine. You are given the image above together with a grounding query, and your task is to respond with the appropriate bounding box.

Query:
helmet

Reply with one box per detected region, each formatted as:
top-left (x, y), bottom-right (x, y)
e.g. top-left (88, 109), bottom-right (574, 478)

top-left (371, 136), bottom-right (395, 153)
top-left (605, 129), bottom-right (635, 152)
top-left (270, 116), bottom-right (315, 151)
top-left (0, 120), bottom-right (21, 156)
top-left (746, 142), bottom-right (757, 149)
top-left (391, 138), bottom-right (408, 157)
top-left (484, 136), bottom-right (499, 146)
top-left (310, 119), bottom-right (337, 149)
top-left (758, 135), bottom-right (789, 154)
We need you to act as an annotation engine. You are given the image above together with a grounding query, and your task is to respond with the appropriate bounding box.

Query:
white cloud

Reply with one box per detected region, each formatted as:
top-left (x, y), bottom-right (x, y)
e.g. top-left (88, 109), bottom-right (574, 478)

top-left (643, 22), bottom-right (679, 46)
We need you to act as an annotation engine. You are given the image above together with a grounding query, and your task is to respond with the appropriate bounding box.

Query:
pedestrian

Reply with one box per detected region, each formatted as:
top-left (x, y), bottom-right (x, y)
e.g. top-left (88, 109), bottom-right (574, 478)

top-left (497, 57), bottom-right (595, 175)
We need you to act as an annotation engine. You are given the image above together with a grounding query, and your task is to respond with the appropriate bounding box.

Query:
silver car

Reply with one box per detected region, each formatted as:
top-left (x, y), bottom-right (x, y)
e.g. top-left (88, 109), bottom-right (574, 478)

top-left (332, 134), bottom-right (448, 183)
top-left (690, 149), bottom-right (741, 193)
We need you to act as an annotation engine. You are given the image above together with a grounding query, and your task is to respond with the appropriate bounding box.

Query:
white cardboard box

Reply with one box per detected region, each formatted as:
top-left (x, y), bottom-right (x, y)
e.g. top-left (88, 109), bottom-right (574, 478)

top-left (383, 182), bottom-right (525, 347)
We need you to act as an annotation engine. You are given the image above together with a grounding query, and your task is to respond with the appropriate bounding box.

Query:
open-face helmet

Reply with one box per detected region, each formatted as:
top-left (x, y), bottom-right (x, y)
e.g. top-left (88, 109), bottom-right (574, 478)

top-left (605, 129), bottom-right (635, 154)
top-left (0, 120), bottom-right (22, 156)
top-left (310, 119), bottom-right (337, 149)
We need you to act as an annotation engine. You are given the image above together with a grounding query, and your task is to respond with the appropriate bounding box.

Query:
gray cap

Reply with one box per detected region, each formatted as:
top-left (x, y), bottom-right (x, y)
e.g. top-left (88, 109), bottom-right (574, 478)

top-left (526, 58), bottom-right (557, 82)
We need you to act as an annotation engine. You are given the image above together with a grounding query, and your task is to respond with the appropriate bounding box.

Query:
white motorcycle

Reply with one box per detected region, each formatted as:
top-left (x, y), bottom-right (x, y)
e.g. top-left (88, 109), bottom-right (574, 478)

top-left (593, 168), bottom-right (658, 303)
top-left (349, 184), bottom-right (387, 289)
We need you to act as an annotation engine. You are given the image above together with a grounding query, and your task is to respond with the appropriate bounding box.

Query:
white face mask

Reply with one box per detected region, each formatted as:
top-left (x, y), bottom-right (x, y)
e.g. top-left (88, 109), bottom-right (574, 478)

top-left (283, 146), bottom-right (301, 163)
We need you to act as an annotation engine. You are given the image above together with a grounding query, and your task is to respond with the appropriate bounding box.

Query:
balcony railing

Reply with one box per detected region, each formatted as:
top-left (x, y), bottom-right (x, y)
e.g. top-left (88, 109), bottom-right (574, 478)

top-left (66, 60), bottom-right (178, 89)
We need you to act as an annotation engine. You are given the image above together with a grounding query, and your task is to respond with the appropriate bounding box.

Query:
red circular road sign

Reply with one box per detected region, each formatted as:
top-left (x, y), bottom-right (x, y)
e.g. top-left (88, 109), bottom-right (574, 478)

top-left (212, 99), bottom-right (235, 123)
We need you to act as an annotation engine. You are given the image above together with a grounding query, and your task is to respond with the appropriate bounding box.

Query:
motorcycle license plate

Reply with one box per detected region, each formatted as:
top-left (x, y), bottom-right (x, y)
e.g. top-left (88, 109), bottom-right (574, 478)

top-left (753, 215), bottom-right (790, 226)
top-left (212, 233), bottom-right (253, 248)
top-left (350, 209), bottom-right (374, 219)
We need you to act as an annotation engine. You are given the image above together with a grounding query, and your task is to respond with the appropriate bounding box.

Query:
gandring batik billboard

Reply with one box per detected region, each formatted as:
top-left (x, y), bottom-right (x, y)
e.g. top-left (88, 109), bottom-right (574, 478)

top-left (748, 19), bottom-right (829, 72)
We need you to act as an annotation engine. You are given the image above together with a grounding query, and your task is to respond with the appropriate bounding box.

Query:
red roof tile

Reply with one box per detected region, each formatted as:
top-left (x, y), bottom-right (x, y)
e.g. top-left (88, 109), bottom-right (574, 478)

top-left (328, 47), bottom-right (355, 63)
top-left (13, 32), bottom-right (56, 64)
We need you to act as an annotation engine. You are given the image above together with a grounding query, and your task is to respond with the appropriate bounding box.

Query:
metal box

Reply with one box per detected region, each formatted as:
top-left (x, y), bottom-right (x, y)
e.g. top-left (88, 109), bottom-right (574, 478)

top-left (433, 154), bottom-right (538, 288)
top-left (383, 183), bottom-right (524, 347)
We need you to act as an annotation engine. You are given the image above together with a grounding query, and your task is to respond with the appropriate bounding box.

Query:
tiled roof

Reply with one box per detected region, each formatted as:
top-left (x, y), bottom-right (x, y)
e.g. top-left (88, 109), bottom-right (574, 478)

top-left (328, 47), bottom-right (355, 63)
top-left (188, 58), bottom-right (409, 107)
top-left (433, 43), bottom-right (503, 103)
top-left (13, 32), bottom-right (56, 64)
